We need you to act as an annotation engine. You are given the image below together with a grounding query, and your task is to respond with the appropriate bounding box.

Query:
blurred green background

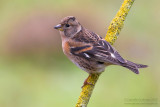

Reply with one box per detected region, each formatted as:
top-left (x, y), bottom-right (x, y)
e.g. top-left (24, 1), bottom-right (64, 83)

top-left (0, 0), bottom-right (159, 107)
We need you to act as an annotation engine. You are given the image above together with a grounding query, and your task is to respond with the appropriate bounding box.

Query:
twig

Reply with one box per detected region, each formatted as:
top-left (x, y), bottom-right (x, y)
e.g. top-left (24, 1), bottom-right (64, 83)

top-left (76, 0), bottom-right (135, 107)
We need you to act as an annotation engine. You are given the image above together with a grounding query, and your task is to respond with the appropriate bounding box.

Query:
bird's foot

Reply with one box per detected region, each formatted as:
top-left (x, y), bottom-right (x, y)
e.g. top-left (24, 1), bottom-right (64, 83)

top-left (81, 76), bottom-right (94, 88)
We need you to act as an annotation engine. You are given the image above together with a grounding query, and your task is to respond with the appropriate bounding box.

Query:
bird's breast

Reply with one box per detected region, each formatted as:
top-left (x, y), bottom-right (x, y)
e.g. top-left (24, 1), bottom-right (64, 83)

top-left (62, 41), bottom-right (71, 57)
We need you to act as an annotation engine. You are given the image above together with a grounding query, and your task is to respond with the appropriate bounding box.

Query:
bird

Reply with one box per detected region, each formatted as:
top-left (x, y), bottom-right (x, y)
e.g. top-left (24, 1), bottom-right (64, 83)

top-left (54, 16), bottom-right (148, 85)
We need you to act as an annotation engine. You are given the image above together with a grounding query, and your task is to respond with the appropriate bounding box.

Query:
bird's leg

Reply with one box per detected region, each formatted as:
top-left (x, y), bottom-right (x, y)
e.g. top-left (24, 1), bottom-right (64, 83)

top-left (81, 74), bottom-right (94, 88)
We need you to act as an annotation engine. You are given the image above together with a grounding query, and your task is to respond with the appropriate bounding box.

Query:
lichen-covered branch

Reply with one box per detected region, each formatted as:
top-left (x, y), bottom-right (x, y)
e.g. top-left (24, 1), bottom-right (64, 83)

top-left (105, 0), bottom-right (135, 45)
top-left (76, 0), bottom-right (135, 107)
top-left (76, 74), bottom-right (101, 107)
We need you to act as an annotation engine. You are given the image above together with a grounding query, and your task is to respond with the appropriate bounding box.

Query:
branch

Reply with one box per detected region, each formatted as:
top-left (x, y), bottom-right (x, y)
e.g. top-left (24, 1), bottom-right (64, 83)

top-left (105, 0), bottom-right (135, 45)
top-left (76, 74), bottom-right (101, 107)
top-left (76, 0), bottom-right (135, 107)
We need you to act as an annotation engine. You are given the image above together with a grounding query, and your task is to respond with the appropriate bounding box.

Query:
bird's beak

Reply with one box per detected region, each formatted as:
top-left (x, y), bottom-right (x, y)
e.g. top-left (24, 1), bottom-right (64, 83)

top-left (54, 24), bottom-right (63, 31)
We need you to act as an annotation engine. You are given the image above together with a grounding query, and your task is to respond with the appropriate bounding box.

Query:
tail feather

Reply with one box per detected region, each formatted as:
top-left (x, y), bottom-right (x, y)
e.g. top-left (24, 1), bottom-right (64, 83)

top-left (126, 60), bottom-right (148, 68)
top-left (122, 60), bottom-right (148, 74)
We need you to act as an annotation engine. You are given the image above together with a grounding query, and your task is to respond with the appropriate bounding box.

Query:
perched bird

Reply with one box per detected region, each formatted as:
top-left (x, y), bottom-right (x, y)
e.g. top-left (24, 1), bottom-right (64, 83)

top-left (54, 16), bottom-right (147, 76)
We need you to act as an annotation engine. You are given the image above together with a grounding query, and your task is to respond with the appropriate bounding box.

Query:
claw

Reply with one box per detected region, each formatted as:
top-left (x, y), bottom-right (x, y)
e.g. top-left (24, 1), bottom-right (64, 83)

top-left (81, 75), bottom-right (94, 88)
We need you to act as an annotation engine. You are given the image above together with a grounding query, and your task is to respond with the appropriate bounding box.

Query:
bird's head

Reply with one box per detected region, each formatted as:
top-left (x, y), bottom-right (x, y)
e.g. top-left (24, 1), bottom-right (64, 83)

top-left (54, 16), bottom-right (82, 38)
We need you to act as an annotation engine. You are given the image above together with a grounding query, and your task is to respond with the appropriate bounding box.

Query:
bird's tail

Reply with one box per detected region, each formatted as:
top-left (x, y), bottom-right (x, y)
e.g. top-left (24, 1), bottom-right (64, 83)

top-left (122, 60), bottom-right (148, 74)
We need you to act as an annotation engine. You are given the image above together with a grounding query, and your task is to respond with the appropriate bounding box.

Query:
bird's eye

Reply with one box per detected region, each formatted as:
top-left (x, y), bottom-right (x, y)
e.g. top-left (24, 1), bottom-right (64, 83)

top-left (65, 24), bottom-right (70, 27)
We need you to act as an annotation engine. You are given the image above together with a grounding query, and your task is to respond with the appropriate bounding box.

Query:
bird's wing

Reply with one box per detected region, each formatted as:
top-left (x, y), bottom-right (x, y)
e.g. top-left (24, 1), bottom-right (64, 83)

top-left (70, 39), bottom-right (126, 65)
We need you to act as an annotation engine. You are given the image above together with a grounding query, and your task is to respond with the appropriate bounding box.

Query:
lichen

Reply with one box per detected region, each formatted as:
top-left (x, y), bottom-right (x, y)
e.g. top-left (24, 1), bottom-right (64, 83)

top-left (105, 0), bottom-right (135, 45)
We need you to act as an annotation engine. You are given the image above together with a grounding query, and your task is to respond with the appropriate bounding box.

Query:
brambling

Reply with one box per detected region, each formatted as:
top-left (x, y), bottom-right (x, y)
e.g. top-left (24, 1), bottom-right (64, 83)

top-left (54, 16), bottom-right (147, 76)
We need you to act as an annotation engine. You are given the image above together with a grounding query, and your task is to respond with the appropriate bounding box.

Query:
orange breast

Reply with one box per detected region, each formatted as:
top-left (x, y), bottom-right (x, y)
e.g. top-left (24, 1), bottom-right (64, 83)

top-left (63, 41), bottom-right (70, 56)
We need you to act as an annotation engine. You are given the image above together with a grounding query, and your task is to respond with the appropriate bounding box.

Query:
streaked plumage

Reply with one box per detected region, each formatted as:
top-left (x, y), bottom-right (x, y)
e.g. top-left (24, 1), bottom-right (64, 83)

top-left (54, 16), bottom-right (148, 74)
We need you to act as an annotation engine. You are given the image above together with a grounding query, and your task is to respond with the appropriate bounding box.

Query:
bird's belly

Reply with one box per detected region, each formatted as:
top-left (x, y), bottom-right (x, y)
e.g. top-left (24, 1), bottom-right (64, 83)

top-left (67, 54), bottom-right (105, 74)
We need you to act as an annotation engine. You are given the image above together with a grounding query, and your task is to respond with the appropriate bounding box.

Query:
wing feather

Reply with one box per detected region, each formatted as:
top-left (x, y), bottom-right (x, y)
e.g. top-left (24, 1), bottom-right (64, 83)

top-left (71, 28), bottom-right (126, 65)
top-left (93, 40), bottom-right (126, 64)
top-left (70, 39), bottom-right (126, 65)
